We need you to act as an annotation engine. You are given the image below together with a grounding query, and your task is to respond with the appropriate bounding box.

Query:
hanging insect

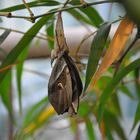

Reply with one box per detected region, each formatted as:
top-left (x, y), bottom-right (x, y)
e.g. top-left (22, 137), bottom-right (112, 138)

top-left (48, 12), bottom-right (83, 115)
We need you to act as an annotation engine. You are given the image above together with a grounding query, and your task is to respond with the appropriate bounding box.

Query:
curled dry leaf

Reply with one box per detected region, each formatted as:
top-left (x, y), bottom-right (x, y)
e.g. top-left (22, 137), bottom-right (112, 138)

top-left (48, 13), bottom-right (83, 115)
top-left (88, 16), bottom-right (134, 92)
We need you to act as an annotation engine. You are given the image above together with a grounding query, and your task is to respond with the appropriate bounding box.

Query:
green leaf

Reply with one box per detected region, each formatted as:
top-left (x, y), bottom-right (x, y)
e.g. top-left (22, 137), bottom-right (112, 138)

top-left (98, 58), bottom-right (140, 123)
top-left (68, 9), bottom-right (93, 25)
top-left (0, 15), bottom-right (52, 86)
top-left (111, 93), bottom-right (122, 116)
top-left (79, 102), bottom-right (90, 117)
top-left (134, 67), bottom-right (140, 99)
top-left (23, 97), bottom-right (48, 128)
top-left (119, 85), bottom-right (134, 99)
top-left (79, 7), bottom-right (103, 27)
top-left (16, 47), bottom-right (29, 113)
top-left (85, 117), bottom-right (95, 140)
top-left (0, 29), bottom-right (11, 45)
top-left (104, 110), bottom-right (127, 140)
top-left (132, 102), bottom-right (140, 131)
top-left (0, 0), bottom-right (60, 12)
top-left (135, 124), bottom-right (140, 140)
top-left (105, 124), bottom-right (114, 140)
top-left (46, 20), bottom-right (54, 49)
top-left (0, 70), bottom-right (13, 116)
top-left (84, 22), bottom-right (111, 91)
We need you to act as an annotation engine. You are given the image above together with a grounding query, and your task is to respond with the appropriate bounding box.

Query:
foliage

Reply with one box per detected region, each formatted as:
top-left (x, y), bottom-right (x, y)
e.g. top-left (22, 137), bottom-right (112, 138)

top-left (0, 0), bottom-right (140, 140)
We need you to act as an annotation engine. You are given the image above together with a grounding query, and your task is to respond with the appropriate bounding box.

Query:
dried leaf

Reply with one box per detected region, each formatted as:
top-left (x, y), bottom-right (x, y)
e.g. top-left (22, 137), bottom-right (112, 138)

top-left (24, 105), bottom-right (55, 134)
top-left (88, 16), bottom-right (134, 91)
top-left (55, 12), bottom-right (69, 52)
top-left (0, 62), bottom-right (19, 73)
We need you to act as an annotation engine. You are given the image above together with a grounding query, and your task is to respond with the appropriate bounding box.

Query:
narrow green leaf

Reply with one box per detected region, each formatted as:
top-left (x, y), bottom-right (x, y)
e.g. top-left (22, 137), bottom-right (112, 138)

top-left (84, 22), bottom-right (111, 91)
top-left (105, 124), bottom-right (114, 140)
top-left (111, 93), bottom-right (122, 116)
top-left (0, 15), bottom-right (52, 85)
top-left (104, 110), bottom-right (127, 140)
top-left (37, 0), bottom-right (61, 5)
top-left (132, 102), bottom-right (140, 131)
top-left (98, 58), bottom-right (140, 123)
top-left (0, 70), bottom-right (12, 115)
top-left (79, 7), bottom-right (103, 27)
top-left (69, 1), bottom-right (80, 5)
top-left (135, 124), bottom-right (140, 140)
top-left (119, 85), bottom-right (134, 99)
top-left (134, 67), bottom-right (140, 99)
top-left (68, 9), bottom-right (93, 25)
top-left (79, 102), bottom-right (90, 117)
top-left (0, 0), bottom-right (60, 12)
top-left (0, 29), bottom-right (11, 45)
top-left (23, 97), bottom-right (48, 128)
top-left (16, 47), bottom-right (29, 113)
top-left (85, 117), bottom-right (95, 140)
top-left (46, 21), bottom-right (54, 49)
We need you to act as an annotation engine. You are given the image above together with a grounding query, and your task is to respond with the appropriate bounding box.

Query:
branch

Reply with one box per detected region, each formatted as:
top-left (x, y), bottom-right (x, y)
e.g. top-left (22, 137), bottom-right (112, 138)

top-left (0, 0), bottom-right (118, 22)
top-left (0, 26), bottom-right (54, 41)
top-left (22, 0), bottom-right (35, 22)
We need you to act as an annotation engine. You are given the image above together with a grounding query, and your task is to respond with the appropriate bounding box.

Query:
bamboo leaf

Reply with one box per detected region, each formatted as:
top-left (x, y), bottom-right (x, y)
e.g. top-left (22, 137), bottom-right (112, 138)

top-left (46, 20), bottom-right (54, 49)
top-left (89, 16), bottom-right (134, 91)
top-left (134, 67), bottom-right (140, 99)
top-left (0, 15), bottom-right (52, 86)
top-left (0, 29), bottom-right (11, 45)
top-left (85, 117), bottom-right (95, 140)
top-left (68, 9), bottom-right (93, 25)
top-left (23, 105), bottom-right (55, 134)
top-left (132, 102), bottom-right (140, 131)
top-left (135, 124), bottom-right (140, 140)
top-left (119, 85), bottom-right (134, 99)
top-left (78, 7), bottom-right (103, 27)
top-left (16, 48), bottom-right (29, 113)
top-left (84, 22), bottom-right (111, 91)
top-left (0, 0), bottom-right (60, 12)
top-left (104, 110), bottom-right (127, 140)
top-left (97, 58), bottom-right (140, 123)
top-left (23, 97), bottom-right (48, 128)
top-left (0, 70), bottom-right (12, 115)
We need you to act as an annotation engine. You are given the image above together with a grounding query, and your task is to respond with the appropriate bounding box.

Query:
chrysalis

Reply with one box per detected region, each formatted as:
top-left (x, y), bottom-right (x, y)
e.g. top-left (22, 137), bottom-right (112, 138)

top-left (48, 53), bottom-right (73, 114)
top-left (48, 12), bottom-right (83, 115)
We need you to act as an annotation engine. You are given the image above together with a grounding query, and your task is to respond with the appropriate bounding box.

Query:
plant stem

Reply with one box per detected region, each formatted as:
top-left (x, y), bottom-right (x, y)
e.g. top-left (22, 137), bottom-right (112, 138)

top-left (0, 27), bottom-right (54, 41)
top-left (35, 0), bottom-right (117, 19)
top-left (0, 0), bottom-right (118, 22)
top-left (118, 37), bottom-right (138, 63)
top-left (22, 0), bottom-right (35, 22)
top-left (114, 27), bottom-right (140, 75)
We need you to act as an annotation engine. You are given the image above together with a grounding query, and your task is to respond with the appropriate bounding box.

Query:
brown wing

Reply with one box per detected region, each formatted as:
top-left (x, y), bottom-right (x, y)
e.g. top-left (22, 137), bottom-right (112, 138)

top-left (48, 55), bottom-right (72, 115)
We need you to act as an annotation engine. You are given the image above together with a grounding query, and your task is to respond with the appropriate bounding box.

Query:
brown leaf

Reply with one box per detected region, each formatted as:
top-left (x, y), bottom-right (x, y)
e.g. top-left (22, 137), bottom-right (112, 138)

top-left (55, 12), bottom-right (69, 52)
top-left (88, 16), bottom-right (134, 92)
top-left (0, 62), bottom-right (19, 73)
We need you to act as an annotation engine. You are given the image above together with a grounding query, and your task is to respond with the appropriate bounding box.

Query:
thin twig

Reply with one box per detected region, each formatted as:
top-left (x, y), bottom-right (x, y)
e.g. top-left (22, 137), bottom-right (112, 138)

top-left (35, 0), bottom-right (117, 20)
top-left (118, 37), bottom-right (138, 63)
top-left (24, 68), bottom-right (49, 80)
top-left (75, 30), bottom-right (97, 56)
top-left (0, 12), bottom-right (12, 17)
top-left (22, 0), bottom-right (35, 22)
top-left (0, 0), bottom-right (118, 22)
top-left (114, 28), bottom-right (139, 75)
top-left (0, 27), bottom-right (54, 41)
